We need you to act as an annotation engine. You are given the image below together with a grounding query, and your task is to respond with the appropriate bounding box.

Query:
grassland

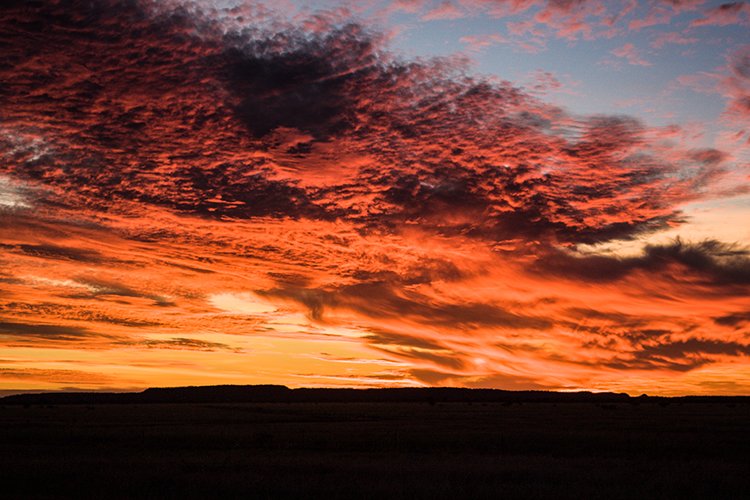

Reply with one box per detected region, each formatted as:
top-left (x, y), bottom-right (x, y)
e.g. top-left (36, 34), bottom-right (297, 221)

top-left (1, 400), bottom-right (748, 498)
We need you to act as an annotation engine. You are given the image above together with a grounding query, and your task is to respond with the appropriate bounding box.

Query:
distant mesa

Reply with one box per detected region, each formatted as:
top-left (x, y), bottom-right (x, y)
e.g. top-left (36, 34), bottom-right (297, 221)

top-left (1, 385), bottom-right (748, 405)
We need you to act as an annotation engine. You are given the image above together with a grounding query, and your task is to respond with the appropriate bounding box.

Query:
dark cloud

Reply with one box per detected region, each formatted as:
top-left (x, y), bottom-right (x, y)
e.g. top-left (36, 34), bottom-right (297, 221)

top-left (391, 347), bottom-right (466, 370)
top-left (538, 239), bottom-right (750, 286)
top-left (364, 330), bottom-right (446, 351)
top-left (0, 0), bottom-right (319, 219)
top-left (263, 280), bottom-right (552, 330)
top-left (222, 23), bottom-right (380, 139)
top-left (0, 0), bottom-right (729, 246)
top-left (714, 311), bottom-right (750, 328)
top-left (0, 320), bottom-right (95, 340)
top-left (643, 338), bottom-right (750, 357)
top-left (119, 337), bottom-right (239, 352)
top-left (0, 301), bottom-right (162, 328)
top-left (605, 358), bottom-right (703, 372)
top-left (0, 243), bottom-right (105, 263)
top-left (0, 273), bottom-right (23, 285)
top-left (564, 308), bottom-right (648, 328)
top-left (609, 339), bottom-right (750, 371)
top-left (69, 278), bottom-right (176, 306)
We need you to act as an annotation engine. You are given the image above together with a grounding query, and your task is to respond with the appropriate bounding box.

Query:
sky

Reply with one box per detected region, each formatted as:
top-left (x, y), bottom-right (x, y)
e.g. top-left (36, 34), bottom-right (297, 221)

top-left (1, 0), bottom-right (749, 396)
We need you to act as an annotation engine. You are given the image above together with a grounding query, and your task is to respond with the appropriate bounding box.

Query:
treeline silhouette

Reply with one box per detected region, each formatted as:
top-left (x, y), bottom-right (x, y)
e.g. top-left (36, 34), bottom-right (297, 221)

top-left (2, 385), bottom-right (748, 405)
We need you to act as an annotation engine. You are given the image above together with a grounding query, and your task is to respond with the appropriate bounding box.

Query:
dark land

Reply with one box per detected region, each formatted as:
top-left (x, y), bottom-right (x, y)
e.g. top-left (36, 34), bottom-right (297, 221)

top-left (1, 386), bottom-right (749, 499)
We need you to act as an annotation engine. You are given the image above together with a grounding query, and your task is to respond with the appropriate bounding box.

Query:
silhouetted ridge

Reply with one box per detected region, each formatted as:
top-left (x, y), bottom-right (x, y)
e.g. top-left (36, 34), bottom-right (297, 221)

top-left (141, 384), bottom-right (291, 403)
top-left (2, 385), bottom-right (748, 405)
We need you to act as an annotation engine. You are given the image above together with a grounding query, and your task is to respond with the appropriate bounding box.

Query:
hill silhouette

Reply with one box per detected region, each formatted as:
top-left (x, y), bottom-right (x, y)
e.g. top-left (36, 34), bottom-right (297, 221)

top-left (2, 385), bottom-right (748, 405)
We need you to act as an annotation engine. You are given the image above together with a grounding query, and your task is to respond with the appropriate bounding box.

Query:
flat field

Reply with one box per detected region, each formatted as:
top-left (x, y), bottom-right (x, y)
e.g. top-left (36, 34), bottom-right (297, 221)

top-left (1, 401), bottom-right (748, 498)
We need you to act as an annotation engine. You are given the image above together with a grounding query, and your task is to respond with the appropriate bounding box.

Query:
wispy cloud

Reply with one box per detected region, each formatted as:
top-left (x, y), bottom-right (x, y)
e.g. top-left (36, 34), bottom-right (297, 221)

top-left (611, 42), bottom-right (653, 66)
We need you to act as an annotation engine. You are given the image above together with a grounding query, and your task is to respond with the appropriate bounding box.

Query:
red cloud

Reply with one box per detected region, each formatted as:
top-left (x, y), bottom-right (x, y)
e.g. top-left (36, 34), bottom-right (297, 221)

top-left (676, 45), bottom-right (750, 125)
top-left (724, 45), bottom-right (750, 121)
top-left (444, 0), bottom-right (707, 42)
top-left (422, 0), bottom-right (464, 20)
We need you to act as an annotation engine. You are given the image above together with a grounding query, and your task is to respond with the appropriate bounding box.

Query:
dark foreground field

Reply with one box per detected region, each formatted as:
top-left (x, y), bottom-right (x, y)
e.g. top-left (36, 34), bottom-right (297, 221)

top-left (1, 400), bottom-right (748, 499)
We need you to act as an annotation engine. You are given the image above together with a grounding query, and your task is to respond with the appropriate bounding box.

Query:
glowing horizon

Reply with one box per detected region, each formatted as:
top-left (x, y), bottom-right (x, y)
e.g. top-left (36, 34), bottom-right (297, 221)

top-left (1, 0), bottom-right (749, 396)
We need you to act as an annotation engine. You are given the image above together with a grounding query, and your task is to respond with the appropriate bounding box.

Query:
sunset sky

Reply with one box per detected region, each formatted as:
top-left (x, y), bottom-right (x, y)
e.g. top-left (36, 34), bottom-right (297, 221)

top-left (1, 0), bottom-right (749, 396)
